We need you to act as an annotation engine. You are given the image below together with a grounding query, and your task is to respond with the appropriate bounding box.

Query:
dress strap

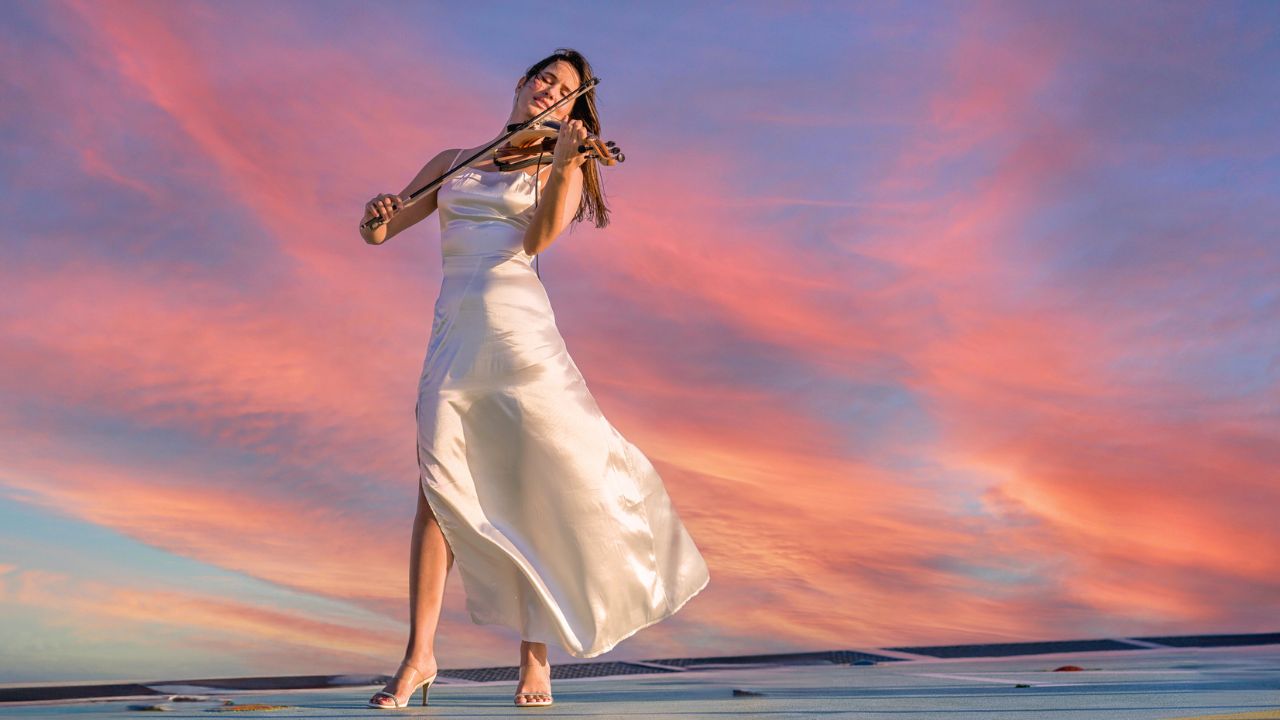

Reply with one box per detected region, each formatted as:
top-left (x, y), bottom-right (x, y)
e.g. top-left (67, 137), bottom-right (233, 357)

top-left (449, 148), bottom-right (465, 172)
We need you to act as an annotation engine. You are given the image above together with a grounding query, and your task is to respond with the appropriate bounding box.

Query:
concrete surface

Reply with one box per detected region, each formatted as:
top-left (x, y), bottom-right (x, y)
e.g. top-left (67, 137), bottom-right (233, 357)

top-left (2, 642), bottom-right (1278, 719)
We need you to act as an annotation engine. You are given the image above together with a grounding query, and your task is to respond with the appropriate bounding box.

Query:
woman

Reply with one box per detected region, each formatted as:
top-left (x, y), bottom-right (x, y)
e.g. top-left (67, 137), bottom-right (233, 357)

top-left (357, 49), bottom-right (710, 709)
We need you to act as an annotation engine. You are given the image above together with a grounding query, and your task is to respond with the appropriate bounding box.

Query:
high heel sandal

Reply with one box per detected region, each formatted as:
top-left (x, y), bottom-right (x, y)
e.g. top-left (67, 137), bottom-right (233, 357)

top-left (367, 662), bottom-right (438, 709)
top-left (513, 662), bottom-right (553, 707)
top-left (514, 691), bottom-right (553, 707)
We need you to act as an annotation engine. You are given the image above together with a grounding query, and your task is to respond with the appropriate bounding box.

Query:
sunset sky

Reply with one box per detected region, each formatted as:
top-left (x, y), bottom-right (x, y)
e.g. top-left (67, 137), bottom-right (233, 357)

top-left (1, 0), bottom-right (1277, 684)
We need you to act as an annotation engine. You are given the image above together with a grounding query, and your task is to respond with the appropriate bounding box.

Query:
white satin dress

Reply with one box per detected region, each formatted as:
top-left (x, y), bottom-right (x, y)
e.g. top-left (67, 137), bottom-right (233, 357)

top-left (414, 149), bottom-right (710, 658)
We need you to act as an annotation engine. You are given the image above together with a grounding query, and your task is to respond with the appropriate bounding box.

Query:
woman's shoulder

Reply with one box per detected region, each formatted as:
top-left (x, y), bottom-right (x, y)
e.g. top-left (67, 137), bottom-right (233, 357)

top-left (396, 148), bottom-right (467, 200)
top-left (439, 147), bottom-right (468, 169)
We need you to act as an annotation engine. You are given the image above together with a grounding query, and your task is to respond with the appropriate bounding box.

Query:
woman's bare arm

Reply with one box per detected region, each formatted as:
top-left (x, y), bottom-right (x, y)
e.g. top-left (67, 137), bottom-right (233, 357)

top-left (360, 148), bottom-right (457, 245)
top-left (522, 119), bottom-right (591, 256)
top-left (522, 165), bottom-right (584, 256)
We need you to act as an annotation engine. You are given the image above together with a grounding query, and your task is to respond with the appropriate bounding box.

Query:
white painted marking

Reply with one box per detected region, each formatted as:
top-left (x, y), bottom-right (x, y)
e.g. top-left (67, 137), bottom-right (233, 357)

top-left (910, 672), bottom-right (1082, 686)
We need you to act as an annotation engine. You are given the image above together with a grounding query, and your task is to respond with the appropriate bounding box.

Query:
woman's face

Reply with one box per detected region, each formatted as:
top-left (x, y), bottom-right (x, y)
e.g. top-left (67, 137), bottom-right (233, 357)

top-left (515, 59), bottom-right (582, 122)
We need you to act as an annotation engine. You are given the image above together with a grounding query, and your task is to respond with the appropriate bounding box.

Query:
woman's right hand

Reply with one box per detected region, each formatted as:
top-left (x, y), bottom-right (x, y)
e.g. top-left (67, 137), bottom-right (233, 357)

top-left (364, 192), bottom-right (405, 224)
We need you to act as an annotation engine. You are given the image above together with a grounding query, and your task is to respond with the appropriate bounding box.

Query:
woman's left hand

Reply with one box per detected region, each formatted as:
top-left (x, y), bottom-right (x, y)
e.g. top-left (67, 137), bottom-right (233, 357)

top-left (551, 119), bottom-right (590, 172)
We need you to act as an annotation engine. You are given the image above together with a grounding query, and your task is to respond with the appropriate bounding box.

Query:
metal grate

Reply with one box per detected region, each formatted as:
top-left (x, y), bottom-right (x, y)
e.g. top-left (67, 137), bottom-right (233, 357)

top-left (0, 683), bottom-right (161, 703)
top-left (639, 649), bottom-right (903, 667)
top-left (884, 638), bottom-right (1144, 658)
top-left (440, 660), bottom-right (681, 683)
top-left (1132, 632), bottom-right (1280, 648)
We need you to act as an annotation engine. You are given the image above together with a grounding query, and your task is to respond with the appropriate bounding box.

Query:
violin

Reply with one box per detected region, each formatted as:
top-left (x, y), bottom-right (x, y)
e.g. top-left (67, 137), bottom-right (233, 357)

top-left (361, 76), bottom-right (624, 232)
top-left (492, 119), bottom-right (624, 171)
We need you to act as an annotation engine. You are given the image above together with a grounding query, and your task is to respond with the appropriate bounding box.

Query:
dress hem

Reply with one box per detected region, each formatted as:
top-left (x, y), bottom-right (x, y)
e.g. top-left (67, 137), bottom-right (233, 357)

top-left (453, 557), bottom-right (711, 659)
top-left (566, 566), bottom-right (712, 659)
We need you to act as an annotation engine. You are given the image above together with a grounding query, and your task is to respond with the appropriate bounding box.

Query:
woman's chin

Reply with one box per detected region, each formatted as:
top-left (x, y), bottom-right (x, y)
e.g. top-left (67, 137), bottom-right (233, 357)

top-left (514, 106), bottom-right (556, 124)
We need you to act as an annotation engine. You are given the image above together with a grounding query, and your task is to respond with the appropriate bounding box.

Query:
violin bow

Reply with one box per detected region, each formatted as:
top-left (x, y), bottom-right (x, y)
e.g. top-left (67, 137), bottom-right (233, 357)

top-left (360, 76), bottom-right (602, 232)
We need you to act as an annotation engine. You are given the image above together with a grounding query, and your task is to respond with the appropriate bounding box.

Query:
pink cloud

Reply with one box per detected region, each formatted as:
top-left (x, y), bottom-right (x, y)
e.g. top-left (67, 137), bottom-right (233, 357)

top-left (2, 0), bottom-right (1274, 680)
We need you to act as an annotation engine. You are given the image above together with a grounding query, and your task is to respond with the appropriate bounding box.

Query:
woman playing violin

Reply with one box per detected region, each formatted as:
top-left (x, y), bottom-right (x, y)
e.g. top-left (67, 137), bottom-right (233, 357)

top-left (359, 48), bottom-right (710, 711)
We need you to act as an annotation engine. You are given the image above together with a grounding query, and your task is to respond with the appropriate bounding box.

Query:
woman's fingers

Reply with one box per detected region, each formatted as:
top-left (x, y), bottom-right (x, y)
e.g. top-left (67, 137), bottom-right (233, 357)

top-left (379, 194), bottom-right (403, 220)
top-left (552, 120), bottom-right (594, 168)
top-left (366, 193), bottom-right (403, 222)
top-left (561, 120), bottom-right (589, 155)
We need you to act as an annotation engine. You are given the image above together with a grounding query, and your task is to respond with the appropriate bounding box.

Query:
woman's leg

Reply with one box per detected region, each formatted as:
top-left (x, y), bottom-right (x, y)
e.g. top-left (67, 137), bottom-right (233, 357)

top-left (368, 483), bottom-right (455, 706)
top-left (514, 640), bottom-right (553, 705)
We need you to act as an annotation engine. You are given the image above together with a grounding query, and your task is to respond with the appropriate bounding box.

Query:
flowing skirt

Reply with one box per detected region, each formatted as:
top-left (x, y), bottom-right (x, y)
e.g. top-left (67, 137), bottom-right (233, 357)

top-left (414, 248), bottom-right (709, 658)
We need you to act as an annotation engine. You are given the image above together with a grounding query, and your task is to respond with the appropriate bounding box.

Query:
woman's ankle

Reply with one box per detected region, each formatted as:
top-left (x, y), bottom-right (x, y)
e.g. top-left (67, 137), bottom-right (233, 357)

top-left (402, 653), bottom-right (437, 673)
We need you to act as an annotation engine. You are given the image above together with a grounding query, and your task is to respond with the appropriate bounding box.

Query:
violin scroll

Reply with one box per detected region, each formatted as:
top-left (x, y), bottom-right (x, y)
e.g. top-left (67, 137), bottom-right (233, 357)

top-left (581, 137), bottom-right (624, 166)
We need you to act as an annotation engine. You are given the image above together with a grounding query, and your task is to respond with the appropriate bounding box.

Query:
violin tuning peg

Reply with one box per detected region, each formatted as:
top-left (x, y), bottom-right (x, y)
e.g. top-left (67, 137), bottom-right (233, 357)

top-left (605, 140), bottom-right (616, 147)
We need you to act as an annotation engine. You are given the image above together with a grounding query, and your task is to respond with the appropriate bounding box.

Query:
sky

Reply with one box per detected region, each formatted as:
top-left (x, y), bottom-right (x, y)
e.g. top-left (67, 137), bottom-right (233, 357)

top-left (1, 0), bottom-right (1277, 684)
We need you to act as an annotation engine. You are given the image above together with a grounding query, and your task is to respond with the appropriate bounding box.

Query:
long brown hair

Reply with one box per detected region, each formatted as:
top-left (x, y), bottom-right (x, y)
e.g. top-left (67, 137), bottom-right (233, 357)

top-left (520, 48), bottom-right (610, 229)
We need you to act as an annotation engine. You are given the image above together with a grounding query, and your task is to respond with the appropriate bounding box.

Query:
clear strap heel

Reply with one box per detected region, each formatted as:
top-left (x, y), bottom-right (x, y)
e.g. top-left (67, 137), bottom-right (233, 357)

top-left (367, 663), bottom-right (438, 709)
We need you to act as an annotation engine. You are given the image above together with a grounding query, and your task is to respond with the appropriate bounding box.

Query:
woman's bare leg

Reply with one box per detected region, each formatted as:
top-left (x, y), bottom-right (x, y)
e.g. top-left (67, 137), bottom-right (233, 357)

top-left (368, 483), bottom-right (455, 707)
top-left (514, 640), bottom-right (552, 705)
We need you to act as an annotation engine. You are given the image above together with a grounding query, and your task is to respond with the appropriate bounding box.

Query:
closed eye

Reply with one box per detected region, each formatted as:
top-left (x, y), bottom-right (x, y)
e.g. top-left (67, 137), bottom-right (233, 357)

top-left (537, 70), bottom-right (578, 99)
